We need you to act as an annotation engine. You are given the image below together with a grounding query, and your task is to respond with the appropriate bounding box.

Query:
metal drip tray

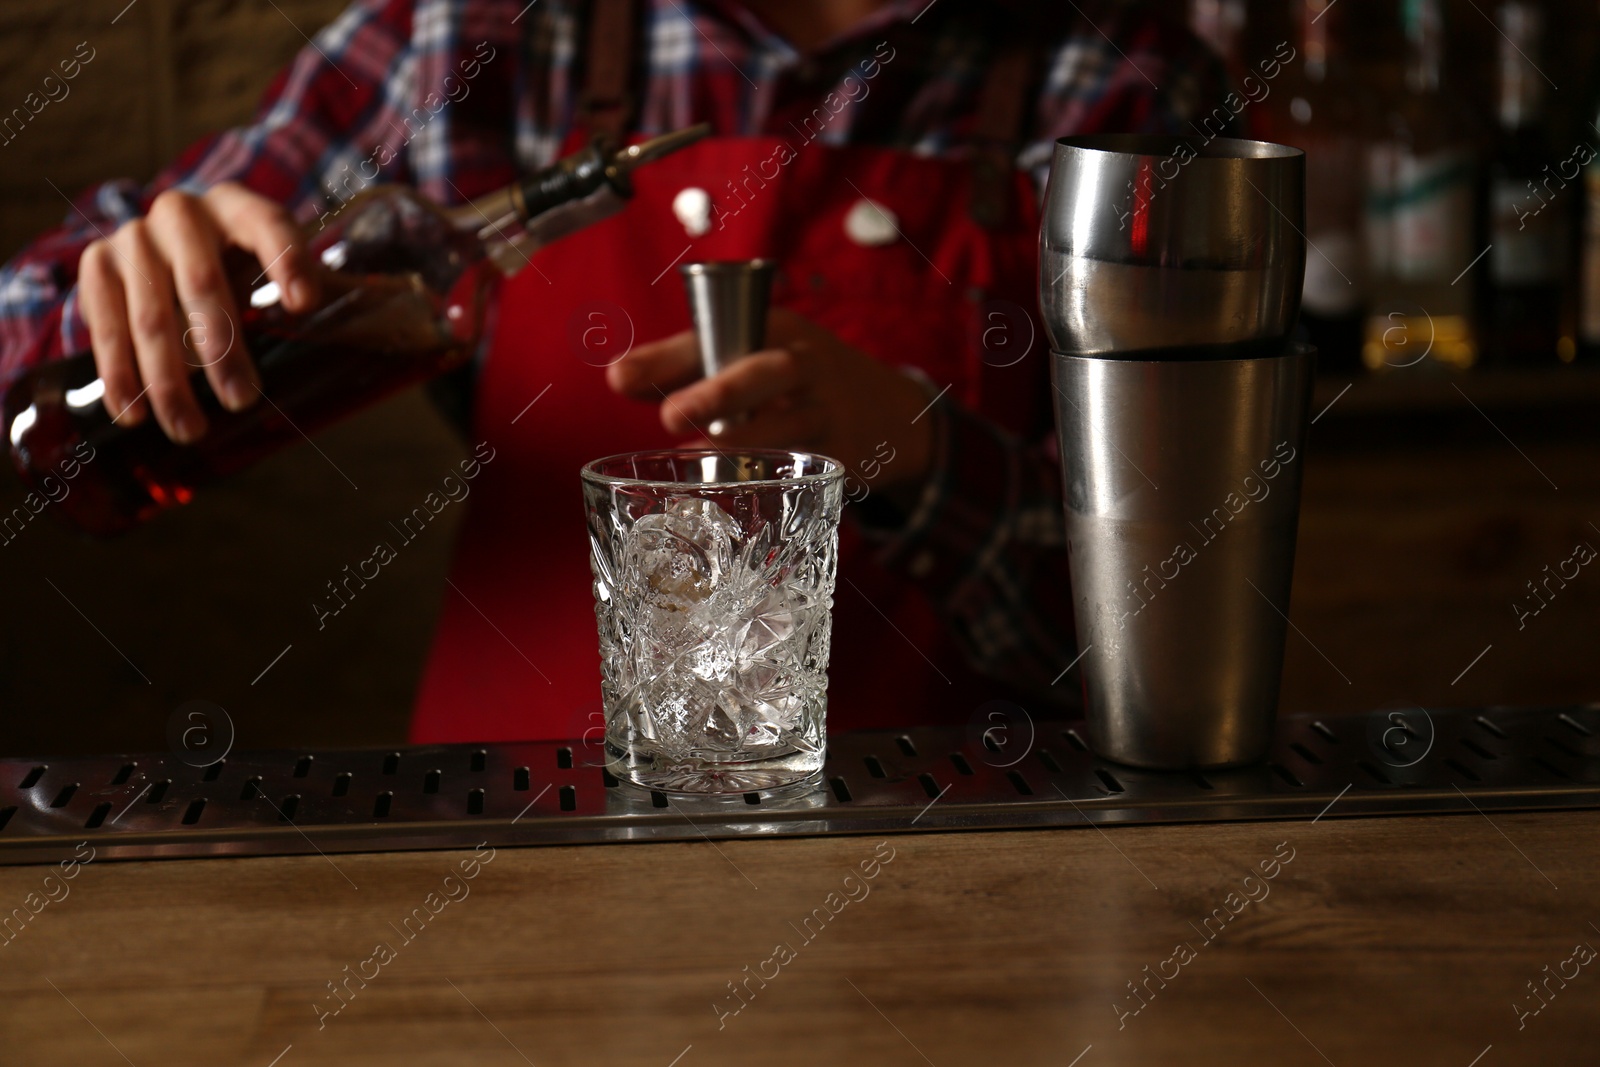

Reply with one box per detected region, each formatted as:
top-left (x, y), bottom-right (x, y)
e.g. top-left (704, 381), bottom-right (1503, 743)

top-left (2, 705), bottom-right (1598, 865)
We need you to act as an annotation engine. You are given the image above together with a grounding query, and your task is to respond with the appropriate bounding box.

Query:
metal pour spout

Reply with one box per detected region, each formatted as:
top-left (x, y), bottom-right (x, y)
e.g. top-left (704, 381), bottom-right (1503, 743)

top-left (463, 122), bottom-right (715, 276)
top-left (610, 123), bottom-right (712, 178)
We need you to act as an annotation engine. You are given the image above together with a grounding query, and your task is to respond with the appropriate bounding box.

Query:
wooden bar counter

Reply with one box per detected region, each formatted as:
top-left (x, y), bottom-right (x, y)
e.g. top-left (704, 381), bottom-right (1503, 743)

top-left (2, 809), bottom-right (1595, 1064)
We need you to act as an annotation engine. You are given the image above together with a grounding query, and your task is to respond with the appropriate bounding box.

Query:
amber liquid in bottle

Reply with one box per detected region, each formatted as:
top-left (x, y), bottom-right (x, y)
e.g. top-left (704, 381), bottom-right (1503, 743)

top-left (6, 273), bottom-right (482, 535)
top-left (1362, 0), bottom-right (1483, 371)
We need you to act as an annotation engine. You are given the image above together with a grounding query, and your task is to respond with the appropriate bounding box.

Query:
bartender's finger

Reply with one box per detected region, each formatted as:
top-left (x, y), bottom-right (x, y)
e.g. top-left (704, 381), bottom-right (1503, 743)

top-left (78, 240), bottom-right (147, 426)
top-left (659, 349), bottom-right (802, 436)
top-left (203, 182), bottom-right (318, 313)
top-left (760, 306), bottom-right (817, 346)
top-left (146, 190), bottom-right (259, 413)
top-left (112, 219), bottom-right (207, 444)
top-left (606, 330), bottom-right (700, 399)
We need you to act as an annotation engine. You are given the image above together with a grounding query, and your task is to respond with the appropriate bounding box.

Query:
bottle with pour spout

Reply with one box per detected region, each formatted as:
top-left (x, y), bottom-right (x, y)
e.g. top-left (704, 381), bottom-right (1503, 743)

top-left (3, 125), bottom-right (710, 536)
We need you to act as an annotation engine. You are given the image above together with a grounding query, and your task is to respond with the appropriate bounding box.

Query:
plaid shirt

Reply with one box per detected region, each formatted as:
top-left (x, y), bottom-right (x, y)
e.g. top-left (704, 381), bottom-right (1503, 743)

top-left (0, 0), bottom-right (1229, 702)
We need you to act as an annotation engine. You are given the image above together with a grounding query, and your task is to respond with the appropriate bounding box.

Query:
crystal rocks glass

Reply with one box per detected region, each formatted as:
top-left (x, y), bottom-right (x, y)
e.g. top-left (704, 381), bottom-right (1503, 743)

top-left (581, 450), bottom-right (845, 795)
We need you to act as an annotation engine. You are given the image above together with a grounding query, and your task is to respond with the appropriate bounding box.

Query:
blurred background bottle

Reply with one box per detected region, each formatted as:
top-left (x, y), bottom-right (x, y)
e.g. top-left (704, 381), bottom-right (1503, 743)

top-left (1579, 46), bottom-right (1600, 361)
top-left (1362, 0), bottom-right (1481, 371)
top-left (1263, 0), bottom-right (1368, 369)
top-left (1188, 0), bottom-right (1252, 86)
top-left (1484, 1), bottom-right (1567, 365)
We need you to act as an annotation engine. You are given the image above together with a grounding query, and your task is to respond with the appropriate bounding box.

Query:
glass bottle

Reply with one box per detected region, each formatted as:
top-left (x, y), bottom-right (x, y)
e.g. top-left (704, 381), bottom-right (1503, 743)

top-left (3, 126), bottom-right (708, 536)
top-left (1188, 0), bottom-right (1251, 89)
top-left (1484, 1), bottom-right (1565, 365)
top-left (1578, 38), bottom-right (1600, 362)
top-left (1261, 0), bottom-right (1367, 370)
top-left (1190, 0), bottom-right (1260, 103)
top-left (1362, 0), bottom-right (1481, 372)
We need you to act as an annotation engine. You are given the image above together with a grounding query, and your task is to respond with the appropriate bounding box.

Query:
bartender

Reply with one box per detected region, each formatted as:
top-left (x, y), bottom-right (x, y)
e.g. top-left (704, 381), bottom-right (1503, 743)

top-left (0, 0), bottom-right (1230, 742)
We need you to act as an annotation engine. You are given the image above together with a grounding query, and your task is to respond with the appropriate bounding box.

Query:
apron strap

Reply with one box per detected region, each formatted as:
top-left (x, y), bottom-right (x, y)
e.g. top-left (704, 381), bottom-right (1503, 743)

top-left (968, 38), bottom-right (1040, 229)
top-left (580, 0), bottom-right (640, 142)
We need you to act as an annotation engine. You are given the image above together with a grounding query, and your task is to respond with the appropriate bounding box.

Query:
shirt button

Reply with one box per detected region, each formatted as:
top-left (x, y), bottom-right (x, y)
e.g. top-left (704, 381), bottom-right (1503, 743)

top-left (672, 186), bottom-right (712, 237)
top-left (844, 198), bottom-right (899, 247)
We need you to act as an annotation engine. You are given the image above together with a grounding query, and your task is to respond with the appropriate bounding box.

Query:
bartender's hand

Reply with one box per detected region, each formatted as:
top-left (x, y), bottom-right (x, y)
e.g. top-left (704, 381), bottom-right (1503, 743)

top-left (77, 182), bottom-right (321, 443)
top-left (608, 308), bottom-right (936, 498)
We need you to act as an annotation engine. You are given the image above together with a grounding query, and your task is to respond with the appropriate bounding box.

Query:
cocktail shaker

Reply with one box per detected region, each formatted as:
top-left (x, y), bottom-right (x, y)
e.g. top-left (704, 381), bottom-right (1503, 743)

top-left (1040, 135), bottom-right (1312, 769)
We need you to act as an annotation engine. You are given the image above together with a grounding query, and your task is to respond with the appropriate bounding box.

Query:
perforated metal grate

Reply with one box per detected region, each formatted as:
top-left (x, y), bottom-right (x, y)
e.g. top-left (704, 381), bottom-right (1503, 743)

top-left (2, 705), bottom-right (1598, 865)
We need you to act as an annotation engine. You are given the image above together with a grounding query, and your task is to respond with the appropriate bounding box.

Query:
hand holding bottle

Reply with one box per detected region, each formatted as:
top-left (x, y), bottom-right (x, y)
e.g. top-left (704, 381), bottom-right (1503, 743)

top-left (9, 124), bottom-right (712, 536)
top-left (76, 181), bottom-right (322, 442)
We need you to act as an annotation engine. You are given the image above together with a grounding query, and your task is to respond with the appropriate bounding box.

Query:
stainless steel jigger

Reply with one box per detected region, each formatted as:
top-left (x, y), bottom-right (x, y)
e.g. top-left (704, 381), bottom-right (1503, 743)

top-left (1040, 135), bottom-right (1312, 770)
top-left (680, 260), bottom-right (776, 436)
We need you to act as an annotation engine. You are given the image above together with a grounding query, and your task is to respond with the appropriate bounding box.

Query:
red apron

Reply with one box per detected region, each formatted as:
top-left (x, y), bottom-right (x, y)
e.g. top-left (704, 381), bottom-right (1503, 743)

top-left (409, 133), bottom-right (1045, 743)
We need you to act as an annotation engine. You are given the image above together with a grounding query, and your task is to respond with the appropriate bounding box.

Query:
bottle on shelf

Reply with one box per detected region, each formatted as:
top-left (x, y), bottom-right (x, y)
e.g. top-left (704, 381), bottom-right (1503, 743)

top-left (1578, 39), bottom-right (1600, 362)
top-left (3, 126), bottom-right (709, 536)
top-left (1362, 0), bottom-right (1482, 372)
top-left (1484, 1), bottom-right (1567, 365)
top-left (1187, 0), bottom-right (1251, 89)
top-left (1261, 0), bottom-right (1368, 370)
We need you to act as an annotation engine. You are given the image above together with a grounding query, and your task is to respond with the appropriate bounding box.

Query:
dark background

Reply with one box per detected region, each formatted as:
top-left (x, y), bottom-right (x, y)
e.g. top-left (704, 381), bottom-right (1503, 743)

top-left (1, 0), bottom-right (1597, 758)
